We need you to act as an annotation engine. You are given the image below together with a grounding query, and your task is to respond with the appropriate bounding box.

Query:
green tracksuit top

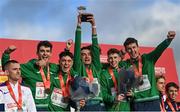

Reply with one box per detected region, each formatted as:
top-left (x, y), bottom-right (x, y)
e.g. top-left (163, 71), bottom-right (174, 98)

top-left (48, 68), bottom-right (77, 111)
top-left (1, 53), bottom-right (59, 110)
top-left (124, 39), bottom-right (172, 102)
top-left (100, 64), bottom-right (130, 111)
top-left (73, 26), bottom-right (103, 101)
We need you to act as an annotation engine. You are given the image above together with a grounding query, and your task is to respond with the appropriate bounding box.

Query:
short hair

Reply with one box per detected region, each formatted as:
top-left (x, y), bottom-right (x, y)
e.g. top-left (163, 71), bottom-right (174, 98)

top-left (81, 45), bottom-right (91, 51)
top-left (123, 37), bottom-right (138, 47)
top-left (165, 82), bottom-right (179, 92)
top-left (37, 40), bottom-right (53, 52)
top-left (3, 60), bottom-right (19, 71)
top-left (59, 51), bottom-right (74, 59)
top-left (81, 45), bottom-right (101, 54)
top-left (156, 75), bottom-right (166, 82)
top-left (107, 48), bottom-right (121, 57)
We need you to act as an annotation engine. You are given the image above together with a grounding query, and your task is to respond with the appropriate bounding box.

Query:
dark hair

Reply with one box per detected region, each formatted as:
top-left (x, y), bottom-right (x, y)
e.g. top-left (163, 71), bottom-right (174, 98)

top-left (81, 45), bottom-right (101, 54)
top-left (107, 48), bottom-right (121, 57)
top-left (165, 82), bottom-right (179, 92)
top-left (156, 75), bottom-right (166, 82)
top-left (59, 51), bottom-right (74, 59)
top-left (3, 60), bottom-right (19, 71)
top-left (37, 40), bottom-right (53, 52)
top-left (123, 37), bottom-right (138, 47)
top-left (81, 45), bottom-right (91, 51)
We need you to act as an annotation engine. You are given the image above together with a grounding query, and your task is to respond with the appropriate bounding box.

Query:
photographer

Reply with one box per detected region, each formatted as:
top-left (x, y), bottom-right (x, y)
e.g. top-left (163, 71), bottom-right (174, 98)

top-left (100, 48), bottom-right (133, 111)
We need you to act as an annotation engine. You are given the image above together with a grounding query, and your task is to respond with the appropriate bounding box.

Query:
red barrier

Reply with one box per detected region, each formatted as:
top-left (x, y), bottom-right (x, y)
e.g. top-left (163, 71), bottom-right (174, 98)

top-left (0, 38), bottom-right (179, 101)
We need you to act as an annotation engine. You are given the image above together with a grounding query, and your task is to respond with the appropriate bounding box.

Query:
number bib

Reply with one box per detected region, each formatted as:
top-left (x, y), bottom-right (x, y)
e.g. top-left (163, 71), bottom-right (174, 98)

top-left (6, 103), bottom-right (26, 112)
top-left (6, 103), bottom-right (17, 112)
top-left (51, 88), bottom-right (68, 108)
top-left (35, 82), bottom-right (48, 99)
top-left (135, 75), bottom-right (151, 92)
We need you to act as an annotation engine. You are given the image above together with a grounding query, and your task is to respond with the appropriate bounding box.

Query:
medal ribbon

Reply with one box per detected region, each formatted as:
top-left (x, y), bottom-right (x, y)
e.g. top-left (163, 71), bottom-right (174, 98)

top-left (59, 72), bottom-right (71, 97)
top-left (6, 81), bottom-right (22, 109)
top-left (130, 56), bottom-right (142, 77)
top-left (166, 98), bottom-right (178, 112)
top-left (108, 68), bottom-right (118, 91)
top-left (39, 66), bottom-right (50, 89)
top-left (86, 68), bottom-right (94, 82)
top-left (160, 95), bottom-right (166, 112)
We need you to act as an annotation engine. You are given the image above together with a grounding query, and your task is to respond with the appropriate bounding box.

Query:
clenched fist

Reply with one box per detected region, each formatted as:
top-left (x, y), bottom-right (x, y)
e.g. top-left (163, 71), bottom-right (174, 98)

top-left (66, 39), bottom-right (73, 50)
top-left (167, 31), bottom-right (176, 39)
top-left (4, 45), bottom-right (17, 54)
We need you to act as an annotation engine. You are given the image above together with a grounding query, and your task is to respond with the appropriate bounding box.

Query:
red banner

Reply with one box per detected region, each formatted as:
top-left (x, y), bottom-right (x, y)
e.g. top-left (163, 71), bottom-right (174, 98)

top-left (0, 38), bottom-right (179, 101)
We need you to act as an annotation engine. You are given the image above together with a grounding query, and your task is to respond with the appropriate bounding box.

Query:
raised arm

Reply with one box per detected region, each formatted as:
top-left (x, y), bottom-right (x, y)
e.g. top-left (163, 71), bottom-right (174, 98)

top-left (73, 14), bottom-right (82, 73)
top-left (87, 15), bottom-right (97, 35)
top-left (148, 31), bottom-right (176, 63)
top-left (88, 15), bottom-right (102, 72)
top-left (1, 45), bottom-right (17, 69)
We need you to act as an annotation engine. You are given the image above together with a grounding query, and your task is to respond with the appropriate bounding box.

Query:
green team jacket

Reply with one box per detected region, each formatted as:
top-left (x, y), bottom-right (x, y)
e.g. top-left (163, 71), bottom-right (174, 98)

top-left (2, 53), bottom-right (59, 110)
top-left (124, 39), bottom-right (172, 102)
top-left (48, 68), bottom-right (77, 111)
top-left (73, 26), bottom-right (103, 101)
top-left (100, 63), bottom-right (130, 111)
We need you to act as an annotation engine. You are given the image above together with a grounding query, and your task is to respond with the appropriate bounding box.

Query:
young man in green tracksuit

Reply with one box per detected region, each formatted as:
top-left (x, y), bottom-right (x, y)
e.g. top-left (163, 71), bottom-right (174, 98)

top-left (48, 50), bottom-right (85, 111)
top-left (73, 14), bottom-right (105, 111)
top-left (1, 41), bottom-right (58, 111)
top-left (123, 31), bottom-right (176, 111)
top-left (100, 48), bottom-right (133, 111)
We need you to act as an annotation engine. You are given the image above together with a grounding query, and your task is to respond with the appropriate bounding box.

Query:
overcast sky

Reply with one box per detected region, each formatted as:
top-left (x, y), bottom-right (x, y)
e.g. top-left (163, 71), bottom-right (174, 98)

top-left (0, 0), bottom-right (179, 81)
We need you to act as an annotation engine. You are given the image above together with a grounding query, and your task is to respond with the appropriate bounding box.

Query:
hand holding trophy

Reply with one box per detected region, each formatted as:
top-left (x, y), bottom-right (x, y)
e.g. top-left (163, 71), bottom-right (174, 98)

top-left (77, 6), bottom-right (93, 22)
top-left (77, 6), bottom-right (96, 35)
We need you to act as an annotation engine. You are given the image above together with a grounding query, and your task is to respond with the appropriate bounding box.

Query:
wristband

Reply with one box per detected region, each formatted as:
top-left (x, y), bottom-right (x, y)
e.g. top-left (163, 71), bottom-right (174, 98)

top-left (77, 23), bottom-right (81, 27)
top-left (92, 26), bottom-right (96, 28)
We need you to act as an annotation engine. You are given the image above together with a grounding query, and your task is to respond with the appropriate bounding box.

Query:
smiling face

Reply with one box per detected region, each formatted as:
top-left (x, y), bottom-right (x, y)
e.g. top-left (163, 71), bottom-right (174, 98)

top-left (108, 53), bottom-right (121, 69)
top-left (125, 43), bottom-right (140, 60)
top-left (37, 46), bottom-right (52, 62)
top-left (167, 86), bottom-right (178, 101)
top-left (81, 49), bottom-right (92, 65)
top-left (59, 56), bottom-right (73, 73)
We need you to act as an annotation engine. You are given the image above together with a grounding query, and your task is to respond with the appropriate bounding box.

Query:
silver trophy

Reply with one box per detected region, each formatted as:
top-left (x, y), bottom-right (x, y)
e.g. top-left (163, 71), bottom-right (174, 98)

top-left (77, 6), bottom-right (86, 14)
top-left (77, 6), bottom-right (93, 22)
